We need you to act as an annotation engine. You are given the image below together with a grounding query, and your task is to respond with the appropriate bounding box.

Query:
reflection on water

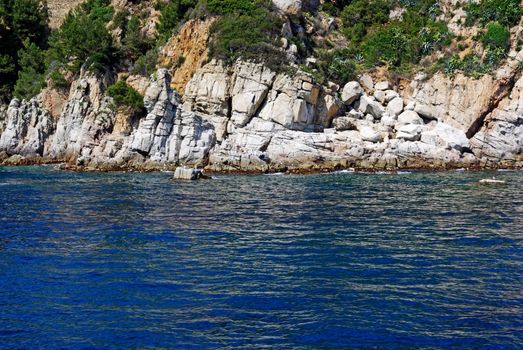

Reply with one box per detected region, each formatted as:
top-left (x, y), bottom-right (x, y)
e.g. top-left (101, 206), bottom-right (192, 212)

top-left (0, 166), bottom-right (522, 348)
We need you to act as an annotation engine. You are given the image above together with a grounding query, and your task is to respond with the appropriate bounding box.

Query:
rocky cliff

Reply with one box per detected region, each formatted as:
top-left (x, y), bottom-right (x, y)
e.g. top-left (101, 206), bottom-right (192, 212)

top-left (0, 0), bottom-right (521, 172)
top-left (1, 54), bottom-right (521, 172)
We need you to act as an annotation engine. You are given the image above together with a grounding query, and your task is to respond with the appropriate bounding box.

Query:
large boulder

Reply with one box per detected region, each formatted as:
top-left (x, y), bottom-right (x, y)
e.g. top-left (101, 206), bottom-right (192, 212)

top-left (341, 81), bottom-right (363, 105)
top-left (397, 110), bottom-right (424, 126)
top-left (386, 97), bottom-right (404, 117)
top-left (420, 122), bottom-right (470, 151)
top-left (272, 0), bottom-right (319, 14)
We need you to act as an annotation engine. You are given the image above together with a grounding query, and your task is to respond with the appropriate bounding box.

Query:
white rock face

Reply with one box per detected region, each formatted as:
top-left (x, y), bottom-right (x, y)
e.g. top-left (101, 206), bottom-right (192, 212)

top-left (397, 124), bottom-right (422, 141)
top-left (397, 110), bottom-right (424, 126)
top-left (0, 99), bottom-right (53, 157)
top-left (131, 69), bottom-right (179, 157)
top-left (272, 0), bottom-right (319, 14)
top-left (231, 63), bottom-right (276, 127)
top-left (386, 97), bottom-right (404, 117)
top-left (421, 122), bottom-right (470, 151)
top-left (342, 81), bottom-right (363, 105)
top-left (360, 126), bottom-right (382, 143)
top-left (1, 58), bottom-right (521, 171)
top-left (359, 95), bottom-right (385, 119)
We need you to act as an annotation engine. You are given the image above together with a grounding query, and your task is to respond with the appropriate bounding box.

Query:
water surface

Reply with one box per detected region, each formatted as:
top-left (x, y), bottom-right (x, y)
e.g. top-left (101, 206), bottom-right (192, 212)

top-left (0, 166), bottom-right (522, 349)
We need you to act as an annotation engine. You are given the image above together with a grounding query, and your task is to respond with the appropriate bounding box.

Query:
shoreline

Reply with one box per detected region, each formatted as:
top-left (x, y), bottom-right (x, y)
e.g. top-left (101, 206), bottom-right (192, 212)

top-left (1, 155), bottom-right (521, 175)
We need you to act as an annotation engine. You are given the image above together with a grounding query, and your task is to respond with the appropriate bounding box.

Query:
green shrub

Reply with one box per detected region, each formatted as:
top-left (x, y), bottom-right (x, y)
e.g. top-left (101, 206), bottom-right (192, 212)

top-left (0, 0), bottom-right (49, 101)
top-left (49, 70), bottom-right (69, 90)
top-left (481, 21), bottom-right (510, 50)
top-left (122, 15), bottom-right (154, 61)
top-left (206, 0), bottom-right (259, 15)
top-left (465, 0), bottom-right (522, 26)
top-left (209, 2), bottom-right (282, 66)
top-left (131, 48), bottom-right (158, 77)
top-left (340, 0), bottom-right (392, 43)
top-left (441, 53), bottom-right (495, 78)
top-left (13, 40), bottom-right (46, 100)
top-left (46, 0), bottom-right (115, 74)
top-left (107, 81), bottom-right (143, 111)
top-left (156, 0), bottom-right (197, 42)
top-left (362, 24), bottom-right (418, 68)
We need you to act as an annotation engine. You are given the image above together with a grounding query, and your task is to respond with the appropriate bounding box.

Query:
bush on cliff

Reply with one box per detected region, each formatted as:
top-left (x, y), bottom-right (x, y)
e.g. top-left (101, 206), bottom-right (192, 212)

top-left (13, 40), bottom-right (46, 100)
top-left (465, 0), bottom-right (522, 26)
top-left (107, 81), bottom-right (144, 112)
top-left (208, 0), bottom-right (283, 66)
top-left (482, 22), bottom-right (510, 51)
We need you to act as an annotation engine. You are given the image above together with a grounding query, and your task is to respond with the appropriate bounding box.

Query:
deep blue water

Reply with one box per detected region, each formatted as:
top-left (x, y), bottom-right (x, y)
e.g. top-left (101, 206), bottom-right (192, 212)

top-left (0, 166), bottom-right (522, 349)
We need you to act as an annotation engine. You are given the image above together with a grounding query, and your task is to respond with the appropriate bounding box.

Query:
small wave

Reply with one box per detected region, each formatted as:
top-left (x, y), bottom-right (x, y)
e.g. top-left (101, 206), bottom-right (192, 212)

top-left (397, 171), bottom-right (412, 175)
top-left (455, 168), bottom-right (466, 172)
top-left (333, 169), bottom-right (355, 174)
top-left (0, 182), bottom-right (23, 186)
top-left (264, 172), bottom-right (285, 176)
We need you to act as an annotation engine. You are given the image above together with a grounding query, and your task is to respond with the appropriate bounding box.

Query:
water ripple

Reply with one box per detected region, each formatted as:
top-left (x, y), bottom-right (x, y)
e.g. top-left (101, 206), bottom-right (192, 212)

top-left (0, 166), bottom-right (522, 349)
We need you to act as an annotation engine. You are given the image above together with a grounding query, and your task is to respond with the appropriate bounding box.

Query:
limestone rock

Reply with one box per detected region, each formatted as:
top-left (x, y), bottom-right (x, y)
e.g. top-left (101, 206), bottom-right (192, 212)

top-left (358, 95), bottom-right (385, 119)
top-left (420, 122), bottom-right (470, 151)
top-left (375, 81), bottom-right (390, 91)
top-left (396, 124), bottom-right (422, 141)
top-left (397, 110), bottom-right (424, 126)
top-left (360, 126), bottom-right (382, 143)
top-left (341, 81), bottom-right (363, 105)
top-left (173, 167), bottom-right (204, 180)
top-left (386, 97), bottom-right (404, 117)
top-left (231, 62), bottom-right (276, 127)
top-left (272, 0), bottom-right (319, 14)
top-left (0, 98), bottom-right (54, 157)
top-left (332, 116), bottom-right (357, 131)
top-left (359, 74), bottom-right (374, 92)
top-left (130, 69), bottom-right (178, 158)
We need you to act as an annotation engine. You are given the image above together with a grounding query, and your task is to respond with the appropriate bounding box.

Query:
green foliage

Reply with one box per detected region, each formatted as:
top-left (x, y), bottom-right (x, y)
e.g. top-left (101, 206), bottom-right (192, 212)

top-left (206, 0), bottom-right (258, 15)
top-left (46, 0), bottom-right (115, 74)
top-left (481, 21), bottom-right (510, 50)
top-left (362, 24), bottom-right (417, 68)
top-left (316, 49), bottom-right (358, 84)
top-left (340, 0), bottom-right (392, 43)
top-left (49, 70), bottom-right (69, 90)
top-left (0, 0), bottom-right (49, 101)
top-left (441, 54), bottom-right (492, 78)
top-left (209, 1), bottom-right (283, 66)
top-left (357, 11), bottom-right (450, 69)
top-left (465, 0), bottom-right (521, 26)
top-left (156, 0), bottom-right (197, 42)
top-left (122, 15), bottom-right (154, 61)
top-left (107, 81), bottom-right (143, 111)
top-left (131, 48), bottom-right (158, 77)
top-left (13, 39), bottom-right (46, 99)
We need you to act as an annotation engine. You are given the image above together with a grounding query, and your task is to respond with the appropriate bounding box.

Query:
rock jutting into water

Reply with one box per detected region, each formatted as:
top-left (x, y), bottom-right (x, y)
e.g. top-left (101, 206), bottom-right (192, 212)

top-left (0, 56), bottom-right (522, 173)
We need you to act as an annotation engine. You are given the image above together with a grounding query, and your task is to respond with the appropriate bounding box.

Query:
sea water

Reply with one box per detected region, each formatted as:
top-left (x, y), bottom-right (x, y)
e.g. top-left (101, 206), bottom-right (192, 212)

top-left (0, 166), bottom-right (522, 349)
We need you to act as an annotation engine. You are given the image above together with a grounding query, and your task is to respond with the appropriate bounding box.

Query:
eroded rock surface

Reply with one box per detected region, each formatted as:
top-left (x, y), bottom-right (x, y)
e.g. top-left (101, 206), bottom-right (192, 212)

top-left (1, 58), bottom-right (521, 171)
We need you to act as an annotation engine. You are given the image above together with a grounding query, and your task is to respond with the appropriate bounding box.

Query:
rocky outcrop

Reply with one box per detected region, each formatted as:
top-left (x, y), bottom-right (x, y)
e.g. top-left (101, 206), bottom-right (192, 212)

top-left (0, 57), bottom-right (521, 171)
top-left (272, 0), bottom-right (319, 15)
top-left (0, 99), bottom-right (53, 157)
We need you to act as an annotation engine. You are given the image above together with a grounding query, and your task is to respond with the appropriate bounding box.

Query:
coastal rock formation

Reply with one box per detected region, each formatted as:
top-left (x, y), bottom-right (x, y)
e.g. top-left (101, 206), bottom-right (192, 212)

top-left (0, 99), bottom-right (53, 157)
top-left (0, 57), bottom-right (521, 171)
